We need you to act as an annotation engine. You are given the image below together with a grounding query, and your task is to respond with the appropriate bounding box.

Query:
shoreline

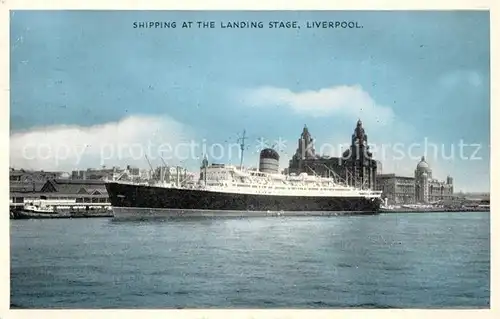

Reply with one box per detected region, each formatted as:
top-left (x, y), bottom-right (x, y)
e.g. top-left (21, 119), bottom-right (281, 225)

top-left (380, 208), bottom-right (489, 214)
top-left (9, 209), bottom-right (489, 220)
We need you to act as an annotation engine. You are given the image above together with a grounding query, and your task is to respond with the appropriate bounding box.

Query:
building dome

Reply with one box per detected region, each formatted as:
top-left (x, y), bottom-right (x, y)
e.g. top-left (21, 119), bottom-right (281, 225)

top-left (416, 156), bottom-right (431, 171)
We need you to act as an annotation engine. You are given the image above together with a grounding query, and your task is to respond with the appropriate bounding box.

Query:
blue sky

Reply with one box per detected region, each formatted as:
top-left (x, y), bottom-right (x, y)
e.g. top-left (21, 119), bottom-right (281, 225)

top-left (10, 10), bottom-right (490, 192)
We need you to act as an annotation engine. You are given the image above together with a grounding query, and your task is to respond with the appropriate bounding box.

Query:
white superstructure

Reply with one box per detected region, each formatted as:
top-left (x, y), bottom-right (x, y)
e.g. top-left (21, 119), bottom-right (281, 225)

top-left (189, 164), bottom-right (382, 198)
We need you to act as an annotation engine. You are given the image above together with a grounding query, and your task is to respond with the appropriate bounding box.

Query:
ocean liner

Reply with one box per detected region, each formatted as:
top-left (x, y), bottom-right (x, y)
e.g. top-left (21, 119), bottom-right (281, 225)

top-left (105, 146), bottom-right (383, 219)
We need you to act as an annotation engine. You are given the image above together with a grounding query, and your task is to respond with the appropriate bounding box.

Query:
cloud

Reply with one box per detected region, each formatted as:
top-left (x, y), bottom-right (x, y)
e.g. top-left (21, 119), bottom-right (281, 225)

top-left (439, 70), bottom-right (483, 88)
top-left (10, 115), bottom-right (196, 171)
top-left (239, 85), bottom-right (396, 126)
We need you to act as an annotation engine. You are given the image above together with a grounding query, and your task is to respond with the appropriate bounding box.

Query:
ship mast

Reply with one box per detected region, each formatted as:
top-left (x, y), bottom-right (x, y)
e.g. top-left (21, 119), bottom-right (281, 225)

top-left (319, 163), bottom-right (349, 187)
top-left (160, 156), bottom-right (168, 184)
top-left (201, 154), bottom-right (208, 185)
top-left (237, 129), bottom-right (247, 169)
top-left (144, 154), bottom-right (154, 181)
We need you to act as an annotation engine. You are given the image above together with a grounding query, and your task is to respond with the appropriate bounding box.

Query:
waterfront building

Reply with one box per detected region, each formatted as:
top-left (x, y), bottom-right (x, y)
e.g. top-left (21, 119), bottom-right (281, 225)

top-left (71, 165), bottom-right (141, 181)
top-left (9, 168), bottom-right (68, 193)
top-left (414, 156), bottom-right (454, 203)
top-left (10, 179), bottom-right (110, 210)
top-left (375, 174), bottom-right (416, 205)
top-left (342, 119), bottom-right (377, 189)
top-left (454, 191), bottom-right (489, 201)
top-left (41, 179), bottom-right (107, 194)
top-left (287, 120), bottom-right (378, 189)
top-left (375, 157), bottom-right (454, 205)
top-left (38, 179), bottom-right (110, 204)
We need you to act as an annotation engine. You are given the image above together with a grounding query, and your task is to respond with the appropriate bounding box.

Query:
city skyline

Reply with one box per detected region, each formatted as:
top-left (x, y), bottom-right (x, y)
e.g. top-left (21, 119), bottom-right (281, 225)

top-left (9, 10), bottom-right (490, 192)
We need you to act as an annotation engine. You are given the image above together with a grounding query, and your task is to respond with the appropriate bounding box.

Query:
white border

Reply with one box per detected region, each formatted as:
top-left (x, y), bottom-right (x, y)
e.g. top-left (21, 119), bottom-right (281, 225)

top-left (1, 1), bottom-right (497, 318)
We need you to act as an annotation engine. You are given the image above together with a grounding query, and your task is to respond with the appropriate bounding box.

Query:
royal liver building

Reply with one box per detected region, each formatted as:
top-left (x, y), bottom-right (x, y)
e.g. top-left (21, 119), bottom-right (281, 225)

top-left (287, 120), bottom-right (378, 189)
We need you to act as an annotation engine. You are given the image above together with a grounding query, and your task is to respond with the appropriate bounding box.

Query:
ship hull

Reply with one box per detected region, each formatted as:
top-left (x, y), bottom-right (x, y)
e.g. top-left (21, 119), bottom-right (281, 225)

top-left (106, 182), bottom-right (381, 219)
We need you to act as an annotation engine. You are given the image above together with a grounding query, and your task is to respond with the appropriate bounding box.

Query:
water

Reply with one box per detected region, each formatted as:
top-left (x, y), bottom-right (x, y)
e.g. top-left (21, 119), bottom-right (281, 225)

top-left (10, 212), bottom-right (490, 308)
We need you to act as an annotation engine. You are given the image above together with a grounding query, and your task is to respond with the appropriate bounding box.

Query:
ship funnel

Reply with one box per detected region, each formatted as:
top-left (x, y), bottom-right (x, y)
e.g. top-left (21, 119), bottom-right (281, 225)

top-left (259, 148), bottom-right (280, 174)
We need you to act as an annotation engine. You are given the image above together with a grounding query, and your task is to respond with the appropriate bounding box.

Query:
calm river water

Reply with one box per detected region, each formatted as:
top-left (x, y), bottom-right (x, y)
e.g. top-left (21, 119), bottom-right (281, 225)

top-left (10, 212), bottom-right (490, 308)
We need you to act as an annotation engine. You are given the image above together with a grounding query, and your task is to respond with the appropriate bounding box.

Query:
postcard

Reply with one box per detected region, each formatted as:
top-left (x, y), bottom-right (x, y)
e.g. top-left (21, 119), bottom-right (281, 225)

top-left (5, 5), bottom-right (493, 316)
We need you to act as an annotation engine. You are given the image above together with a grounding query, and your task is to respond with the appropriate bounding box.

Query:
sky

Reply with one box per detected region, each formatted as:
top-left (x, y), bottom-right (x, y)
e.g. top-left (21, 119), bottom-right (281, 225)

top-left (10, 10), bottom-right (490, 192)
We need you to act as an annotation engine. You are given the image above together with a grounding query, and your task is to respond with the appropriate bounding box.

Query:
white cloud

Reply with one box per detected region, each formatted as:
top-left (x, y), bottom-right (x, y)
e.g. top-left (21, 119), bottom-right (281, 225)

top-left (235, 83), bottom-right (488, 192)
top-left (439, 70), bottom-right (483, 88)
top-left (10, 115), bottom-right (196, 171)
top-left (240, 85), bottom-right (395, 126)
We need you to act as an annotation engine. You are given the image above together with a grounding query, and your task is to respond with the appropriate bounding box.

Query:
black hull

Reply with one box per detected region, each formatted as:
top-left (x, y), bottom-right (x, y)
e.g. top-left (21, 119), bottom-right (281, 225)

top-left (105, 182), bottom-right (381, 218)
